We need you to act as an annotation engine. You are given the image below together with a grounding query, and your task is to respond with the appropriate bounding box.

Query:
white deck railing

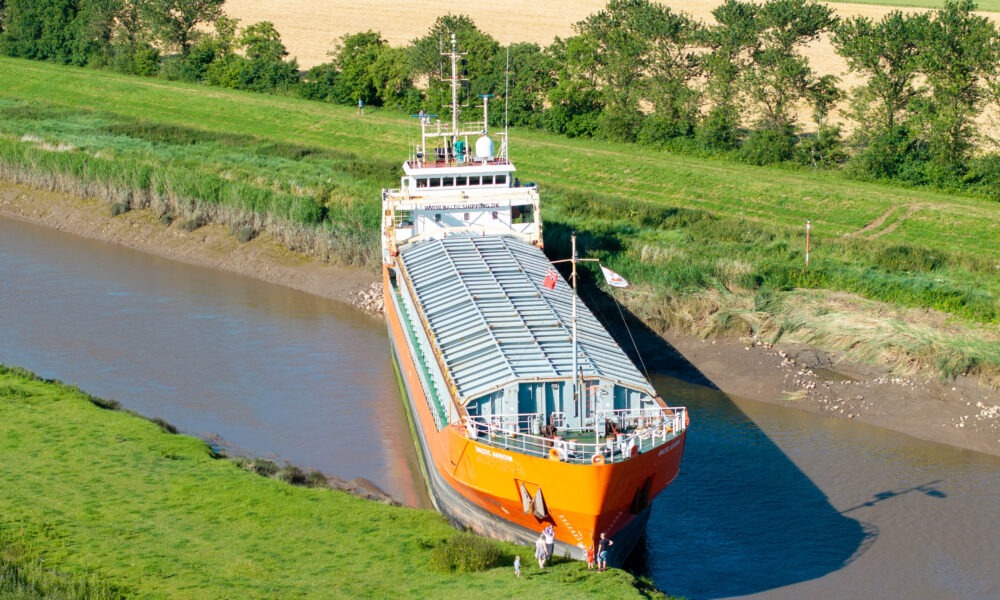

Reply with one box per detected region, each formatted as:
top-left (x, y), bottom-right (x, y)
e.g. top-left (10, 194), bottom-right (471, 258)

top-left (464, 406), bottom-right (687, 465)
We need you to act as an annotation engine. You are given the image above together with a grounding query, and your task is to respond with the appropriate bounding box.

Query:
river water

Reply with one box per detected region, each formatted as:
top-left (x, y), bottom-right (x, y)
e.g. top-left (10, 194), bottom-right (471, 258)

top-left (2, 215), bottom-right (998, 599)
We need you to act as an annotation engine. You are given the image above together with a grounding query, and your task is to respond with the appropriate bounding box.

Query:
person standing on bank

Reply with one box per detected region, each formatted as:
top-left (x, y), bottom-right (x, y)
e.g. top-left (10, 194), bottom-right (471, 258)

top-left (514, 555), bottom-right (521, 578)
top-left (357, 98), bottom-right (364, 115)
top-left (535, 534), bottom-right (548, 568)
top-left (542, 524), bottom-right (555, 561)
top-left (596, 532), bottom-right (613, 572)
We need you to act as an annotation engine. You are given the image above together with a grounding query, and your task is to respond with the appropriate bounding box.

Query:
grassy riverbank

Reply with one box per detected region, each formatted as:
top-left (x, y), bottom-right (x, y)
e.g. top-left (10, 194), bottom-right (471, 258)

top-left (1, 57), bottom-right (998, 383)
top-left (0, 365), bottom-right (667, 599)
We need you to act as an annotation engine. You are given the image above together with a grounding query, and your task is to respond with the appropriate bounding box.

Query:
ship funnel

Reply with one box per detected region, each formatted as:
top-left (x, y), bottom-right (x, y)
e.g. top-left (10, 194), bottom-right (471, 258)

top-left (474, 135), bottom-right (494, 162)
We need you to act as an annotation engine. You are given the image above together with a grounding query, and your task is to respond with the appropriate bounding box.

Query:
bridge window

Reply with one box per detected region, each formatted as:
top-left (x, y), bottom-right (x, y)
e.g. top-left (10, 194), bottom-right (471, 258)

top-left (512, 204), bottom-right (533, 224)
top-left (456, 176), bottom-right (467, 186)
top-left (469, 176), bottom-right (480, 185)
top-left (482, 175), bottom-right (493, 185)
top-left (429, 178), bottom-right (441, 188)
top-left (496, 175), bottom-right (507, 185)
top-left (416, 178), bottom-right (428, 188)
top-left (443, 176), bottom-right (454, 187)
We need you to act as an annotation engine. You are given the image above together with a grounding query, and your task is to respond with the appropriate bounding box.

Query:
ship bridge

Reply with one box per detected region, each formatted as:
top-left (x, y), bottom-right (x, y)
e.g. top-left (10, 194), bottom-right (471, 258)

top-left (395, 234), bottom-right (657, 432)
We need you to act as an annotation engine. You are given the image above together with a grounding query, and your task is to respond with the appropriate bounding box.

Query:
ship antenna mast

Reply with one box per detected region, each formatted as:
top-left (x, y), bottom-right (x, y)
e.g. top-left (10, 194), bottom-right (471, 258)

top-left (504, 40), bottom-right (510, 154)
top-left (551, 234), bottom-right (601, 435)
top-left (571, 233), bottom-right (579, 419)
top-left (449, 33), bottom-right (460, 147)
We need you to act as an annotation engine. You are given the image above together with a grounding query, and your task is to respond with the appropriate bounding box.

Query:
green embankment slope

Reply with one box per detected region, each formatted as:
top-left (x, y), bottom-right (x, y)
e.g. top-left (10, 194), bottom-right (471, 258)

top-left (827, 0), bottom-right (1000, 10)
top-left (1, 56), bottom-right (998, 381)
top-left (0, 367), bottom-right (663, 599)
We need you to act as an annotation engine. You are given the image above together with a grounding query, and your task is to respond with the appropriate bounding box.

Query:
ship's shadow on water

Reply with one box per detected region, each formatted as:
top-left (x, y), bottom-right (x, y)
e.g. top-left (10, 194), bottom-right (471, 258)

top-left (560, 259), bottom-right (874, 599)
top-left (624, 376), bottom-right (876, 600)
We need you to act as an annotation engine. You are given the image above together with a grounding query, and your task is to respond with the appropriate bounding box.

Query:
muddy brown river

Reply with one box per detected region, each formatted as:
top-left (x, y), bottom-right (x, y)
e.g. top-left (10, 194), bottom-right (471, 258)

top-left (2, 215), bottom-right (997, 599)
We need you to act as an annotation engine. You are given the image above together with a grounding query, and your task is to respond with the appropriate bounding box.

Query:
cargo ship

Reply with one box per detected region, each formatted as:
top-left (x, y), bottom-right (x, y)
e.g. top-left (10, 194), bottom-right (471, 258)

top-left (381, 36), bottom-right (687, 565)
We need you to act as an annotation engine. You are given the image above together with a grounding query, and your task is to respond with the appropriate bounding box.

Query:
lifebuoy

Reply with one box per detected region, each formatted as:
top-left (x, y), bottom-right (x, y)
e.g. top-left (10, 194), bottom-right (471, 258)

top-left (591, 453), bottom-right (605, 465)
top-left (548, 448), bottom-right (562, 461)
top-left (629, 445), bottom-right (639, 458)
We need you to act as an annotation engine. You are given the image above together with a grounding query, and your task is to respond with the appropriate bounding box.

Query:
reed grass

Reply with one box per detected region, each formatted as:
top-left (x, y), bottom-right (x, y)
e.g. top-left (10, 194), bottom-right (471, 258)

top-left (0, 366), bottom-right (671, 599)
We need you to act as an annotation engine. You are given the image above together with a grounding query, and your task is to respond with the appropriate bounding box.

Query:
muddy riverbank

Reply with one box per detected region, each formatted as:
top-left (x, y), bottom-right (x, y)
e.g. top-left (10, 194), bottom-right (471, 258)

top-left (2, 180), bottom-right (996, 458)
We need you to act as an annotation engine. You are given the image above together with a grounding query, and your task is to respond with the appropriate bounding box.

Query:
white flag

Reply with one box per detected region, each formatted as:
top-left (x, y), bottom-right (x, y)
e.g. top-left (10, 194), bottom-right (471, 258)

top-left (600, 265), bottom-right (629, 288)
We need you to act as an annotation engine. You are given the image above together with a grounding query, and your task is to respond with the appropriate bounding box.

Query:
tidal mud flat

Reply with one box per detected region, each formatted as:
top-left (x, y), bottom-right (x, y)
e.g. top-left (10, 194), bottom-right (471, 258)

top-left (3, 179), bottom-right (997, 459)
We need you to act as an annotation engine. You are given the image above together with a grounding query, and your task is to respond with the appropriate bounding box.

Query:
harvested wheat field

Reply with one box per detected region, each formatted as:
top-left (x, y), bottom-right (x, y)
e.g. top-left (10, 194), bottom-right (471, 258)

top-left (221, 1), bottom-right (994, 68)
top-left (221, 0), bottom-right (1000, 136)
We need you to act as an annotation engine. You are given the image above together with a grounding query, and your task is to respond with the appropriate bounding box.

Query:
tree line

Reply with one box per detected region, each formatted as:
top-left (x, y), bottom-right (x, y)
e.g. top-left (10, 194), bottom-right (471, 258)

top-left (2, 0), bottom-right (999, 199)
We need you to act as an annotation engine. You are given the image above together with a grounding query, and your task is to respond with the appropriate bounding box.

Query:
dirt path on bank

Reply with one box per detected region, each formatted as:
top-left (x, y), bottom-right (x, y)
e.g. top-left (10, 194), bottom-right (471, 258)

top-left (2, 180), bottom-right (997, 458)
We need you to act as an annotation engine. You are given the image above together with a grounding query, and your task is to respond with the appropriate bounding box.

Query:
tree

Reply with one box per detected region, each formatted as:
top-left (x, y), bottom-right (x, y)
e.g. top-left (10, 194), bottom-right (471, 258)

top-left (0, 0), bottom-right (119, 66)
top-left (544, 35), bottom-right (602, 137)
top-left (109, 0), bottom-right (161, 75)
top-left (299, 62), bottom-right (339, 103)
top-left (1, 0), bottom-right (81, 63)
top-left (168, 14), bottom-right (234, 81)
top-left (330, 30), bottom-right (385, 106)
top-left (572, 0), bottom-right (700, 142)
top-left (832, 10), bottom-right (928, 179)
top-left (369, 45), bottom-right (419, 110)
top-left (409, 15), bottom-right (502, 121)
top-left (205, 20), bottom-right (298, 93)
top-left (795, 74), bottom-right (846, 168)
top-left (144, 0), bottom-right (223, 55)
top-left (742, 0), bottom-right (837, 132)
top-left (71, 0), bottom-right (121, 67)
top-left (832, 10), bottom-right (926, 134)
top-left (698, 0), bottom-right (760, 149)
top-left (491, 42), bottom-right (555, 128)
top-left (918, 0), bottom-right (1000, 172)
top-left (240, 20), bottom-right (299, 92)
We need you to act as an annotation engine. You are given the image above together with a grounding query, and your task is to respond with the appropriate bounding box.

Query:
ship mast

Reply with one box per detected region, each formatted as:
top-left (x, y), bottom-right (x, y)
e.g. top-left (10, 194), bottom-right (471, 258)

top-left (449, 34), bottom-right (459, 144)
top-left (561, 233), bottom-right (601, 432)
top-left (572, 234), bottom-right (579, 422)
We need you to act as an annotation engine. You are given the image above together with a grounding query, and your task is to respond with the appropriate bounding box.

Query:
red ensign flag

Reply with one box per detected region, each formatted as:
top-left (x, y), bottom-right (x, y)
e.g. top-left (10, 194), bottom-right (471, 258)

top-left (542, 269), bottom-right (558, 289)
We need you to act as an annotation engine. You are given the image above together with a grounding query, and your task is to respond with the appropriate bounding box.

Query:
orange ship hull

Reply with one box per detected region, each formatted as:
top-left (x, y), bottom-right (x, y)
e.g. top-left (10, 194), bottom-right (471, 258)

top-left (385, 267), bottom-right (687, 563)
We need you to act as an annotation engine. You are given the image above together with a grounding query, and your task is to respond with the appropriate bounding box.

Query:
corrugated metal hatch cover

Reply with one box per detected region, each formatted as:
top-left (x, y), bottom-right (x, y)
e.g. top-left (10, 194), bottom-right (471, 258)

top-left (398, 235), bottom-right (654, 403)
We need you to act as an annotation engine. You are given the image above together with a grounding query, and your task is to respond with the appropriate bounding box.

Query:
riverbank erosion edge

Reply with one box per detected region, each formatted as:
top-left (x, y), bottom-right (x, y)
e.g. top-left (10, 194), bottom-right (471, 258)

top-left (2, 179), bottom-right (996, 459)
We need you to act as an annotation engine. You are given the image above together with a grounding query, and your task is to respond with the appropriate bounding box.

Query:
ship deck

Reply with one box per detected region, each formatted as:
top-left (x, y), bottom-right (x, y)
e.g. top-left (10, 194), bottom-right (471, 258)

top-left (396, 235), bottom-right (655, 403)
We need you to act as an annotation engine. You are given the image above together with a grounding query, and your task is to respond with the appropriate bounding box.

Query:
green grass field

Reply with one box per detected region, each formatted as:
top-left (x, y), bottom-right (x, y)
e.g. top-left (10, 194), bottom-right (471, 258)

top-left (0, 366), bottom-right (666, 599)
top-left (1, 57), bottom-right (998, 382)
top-left (828, 0), bottom-right (1000, 11)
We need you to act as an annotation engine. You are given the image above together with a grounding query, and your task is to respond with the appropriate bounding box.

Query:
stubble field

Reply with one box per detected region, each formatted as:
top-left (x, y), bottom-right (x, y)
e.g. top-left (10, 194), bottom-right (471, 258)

top-left (221, 0), bottom-right (1000, 137)
top-left (221, 1), bottom-right (1000, 70)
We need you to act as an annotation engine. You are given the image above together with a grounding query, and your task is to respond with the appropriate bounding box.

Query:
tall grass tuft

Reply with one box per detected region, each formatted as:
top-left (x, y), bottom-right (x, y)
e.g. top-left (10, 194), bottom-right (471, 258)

top-left (428, 532), bottom-right (505, 573)
top-left (1, 535), bottom-right (128, 600)
top-left (148, 416), bottom-right (178, 434)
